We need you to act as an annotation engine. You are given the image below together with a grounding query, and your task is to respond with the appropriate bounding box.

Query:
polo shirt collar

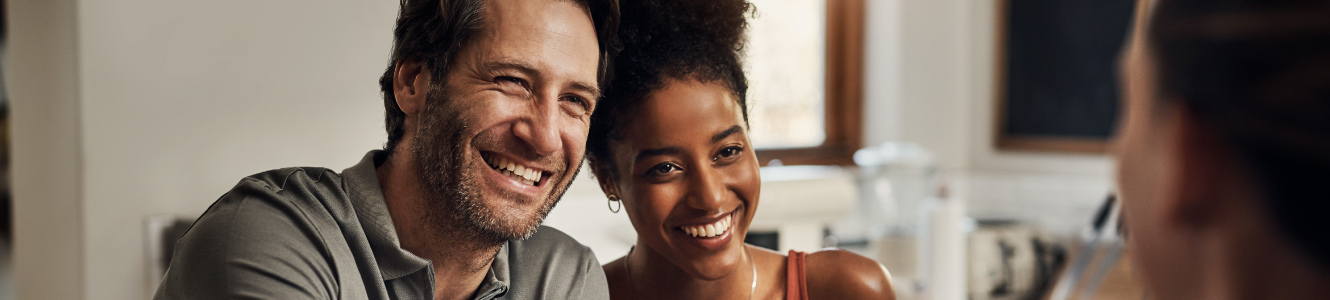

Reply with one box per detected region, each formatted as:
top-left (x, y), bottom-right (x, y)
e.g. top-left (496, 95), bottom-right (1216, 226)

top-left (343, 150), bottom-right (514, 298)
top-left (477, 244), bottom-right (511, 299)
top-left (342, 150), bottom-right (431, 280)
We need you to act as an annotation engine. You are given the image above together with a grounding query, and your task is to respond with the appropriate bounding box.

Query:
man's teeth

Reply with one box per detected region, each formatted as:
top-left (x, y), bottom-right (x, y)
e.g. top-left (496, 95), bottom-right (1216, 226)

top-left (486, 156), bottom-right (541, 186)
top-left (681, 214), bottom-right (732, 238)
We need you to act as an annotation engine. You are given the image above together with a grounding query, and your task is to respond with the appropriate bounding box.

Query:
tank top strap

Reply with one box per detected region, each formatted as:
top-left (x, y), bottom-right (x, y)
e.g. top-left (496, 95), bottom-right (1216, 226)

top-left (786, 250), bottom-right (809, 300)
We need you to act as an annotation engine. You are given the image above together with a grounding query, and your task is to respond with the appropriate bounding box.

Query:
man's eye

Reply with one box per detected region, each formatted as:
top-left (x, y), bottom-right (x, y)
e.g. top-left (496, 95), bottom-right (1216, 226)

top-left (562, 95), bottom-right (590, 110)
top-left (496, 76), bottom-right (527, 88)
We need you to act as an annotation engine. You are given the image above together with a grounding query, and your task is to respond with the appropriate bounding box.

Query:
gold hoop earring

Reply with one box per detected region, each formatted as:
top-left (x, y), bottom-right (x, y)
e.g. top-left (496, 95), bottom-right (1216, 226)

top-left (608, 195), bottom-right (622, 213)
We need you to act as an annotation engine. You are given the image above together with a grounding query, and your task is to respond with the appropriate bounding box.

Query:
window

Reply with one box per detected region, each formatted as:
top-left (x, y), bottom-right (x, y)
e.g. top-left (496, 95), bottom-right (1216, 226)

top-left (747, 0), bottom-right (864, 166)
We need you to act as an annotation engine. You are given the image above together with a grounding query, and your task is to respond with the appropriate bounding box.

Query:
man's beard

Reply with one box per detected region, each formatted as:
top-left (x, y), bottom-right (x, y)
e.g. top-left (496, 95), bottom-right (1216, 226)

top-left (410, 87), bottom-right (579, 244)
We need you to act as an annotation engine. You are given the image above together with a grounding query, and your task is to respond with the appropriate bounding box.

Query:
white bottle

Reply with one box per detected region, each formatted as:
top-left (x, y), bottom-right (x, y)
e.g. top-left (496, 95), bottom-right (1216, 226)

top-left (919, 178), bottom-right (967, 300)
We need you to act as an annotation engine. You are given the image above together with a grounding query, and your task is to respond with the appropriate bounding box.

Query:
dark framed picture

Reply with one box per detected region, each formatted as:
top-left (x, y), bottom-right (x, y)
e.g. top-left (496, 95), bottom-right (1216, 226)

top-left (994, 0), bottom-right (1137, 153)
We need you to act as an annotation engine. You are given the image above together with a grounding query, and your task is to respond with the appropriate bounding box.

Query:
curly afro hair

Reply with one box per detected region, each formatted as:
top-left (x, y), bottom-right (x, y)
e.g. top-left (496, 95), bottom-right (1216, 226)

top-left (586, 0), bottom-right (753, 179)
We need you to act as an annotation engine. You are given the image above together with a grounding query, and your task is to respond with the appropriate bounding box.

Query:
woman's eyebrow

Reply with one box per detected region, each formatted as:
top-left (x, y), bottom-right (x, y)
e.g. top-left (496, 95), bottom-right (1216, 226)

top-left (634, 146), bottom-right (682, 163)
top-left (633, 125), bottom-right (743, 163)
top-left (711, 125), bottom-right (744, 143)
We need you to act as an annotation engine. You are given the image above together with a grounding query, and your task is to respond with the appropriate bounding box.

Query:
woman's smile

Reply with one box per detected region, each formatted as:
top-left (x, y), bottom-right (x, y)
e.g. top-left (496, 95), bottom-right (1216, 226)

top-left (678, 211), bottom-right (732, 238)
top-left (670, 208), bottom-right (744, 252)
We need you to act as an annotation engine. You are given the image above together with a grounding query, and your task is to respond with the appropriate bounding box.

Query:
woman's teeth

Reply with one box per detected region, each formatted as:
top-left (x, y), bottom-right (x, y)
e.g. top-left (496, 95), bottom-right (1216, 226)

top-left (681, 214), bottom-right (732, 238)
top-left (485, 155), bottom-right (541, 186)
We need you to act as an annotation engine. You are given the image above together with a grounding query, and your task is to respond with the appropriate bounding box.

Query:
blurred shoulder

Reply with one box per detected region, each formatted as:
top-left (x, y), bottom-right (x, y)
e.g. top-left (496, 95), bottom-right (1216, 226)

top-left (805, 249), bottom-right (895, 300)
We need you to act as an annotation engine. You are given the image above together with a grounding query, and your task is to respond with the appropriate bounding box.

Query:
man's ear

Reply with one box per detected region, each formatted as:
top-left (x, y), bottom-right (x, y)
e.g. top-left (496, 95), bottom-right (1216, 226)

top-left (393, 59), bottom-right (430, 117)
top-left (1167, 106), bottom-right (1226, 227)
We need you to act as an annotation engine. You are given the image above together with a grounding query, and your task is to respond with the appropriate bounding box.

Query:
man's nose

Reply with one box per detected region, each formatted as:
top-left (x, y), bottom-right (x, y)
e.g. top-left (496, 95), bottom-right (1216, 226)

top-left (686, 165), bottom-right (727, 213)
top-left (512, 92), bottom-right (563, 157)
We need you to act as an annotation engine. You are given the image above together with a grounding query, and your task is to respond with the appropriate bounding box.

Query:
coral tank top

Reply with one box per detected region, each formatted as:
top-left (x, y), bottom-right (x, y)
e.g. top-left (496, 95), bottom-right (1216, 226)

top-left (786, 250), bottom-right (809, 300)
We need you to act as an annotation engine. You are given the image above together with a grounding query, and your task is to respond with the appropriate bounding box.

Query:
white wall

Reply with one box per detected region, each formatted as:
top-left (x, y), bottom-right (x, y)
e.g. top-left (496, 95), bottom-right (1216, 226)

top-left (9, 0), bottom-right (85, 299)
top-left (863, 0), bottom-right (1115, 232)
top-left (12, 0), bottom-right (399, 299)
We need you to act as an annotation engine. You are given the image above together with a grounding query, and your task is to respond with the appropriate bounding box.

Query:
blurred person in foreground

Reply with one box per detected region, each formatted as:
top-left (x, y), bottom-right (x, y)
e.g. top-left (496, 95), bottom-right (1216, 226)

top-left (584, 0), bottom-right (894, 299)
top-left (155, 0), bottom-right (619, 299)
top-left (1116, 0), bottom-right (1330, 298)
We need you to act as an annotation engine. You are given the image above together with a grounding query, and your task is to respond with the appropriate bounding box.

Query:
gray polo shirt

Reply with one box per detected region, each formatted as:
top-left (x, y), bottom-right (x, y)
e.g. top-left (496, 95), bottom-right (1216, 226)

top-left (155, 151), bottom-right (609, 300)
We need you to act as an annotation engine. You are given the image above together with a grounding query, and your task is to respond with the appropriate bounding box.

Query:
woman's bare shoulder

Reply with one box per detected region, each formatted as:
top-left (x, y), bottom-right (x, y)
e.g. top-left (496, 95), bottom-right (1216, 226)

top-left (603, 256), bottom-right (626, 276)
top-left (805, 249), bottom-right (896, 299)
top-left (602, 257), bottom-right (635, 300)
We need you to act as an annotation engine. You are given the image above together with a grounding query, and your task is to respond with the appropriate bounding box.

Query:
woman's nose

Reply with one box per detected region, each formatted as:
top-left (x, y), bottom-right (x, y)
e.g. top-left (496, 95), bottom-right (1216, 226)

top-left (685, 165), bottom-right (727, 213)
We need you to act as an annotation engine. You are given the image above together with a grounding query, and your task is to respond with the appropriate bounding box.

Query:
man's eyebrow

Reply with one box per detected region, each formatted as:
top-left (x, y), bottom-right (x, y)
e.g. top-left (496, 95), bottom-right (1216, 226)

top-left (634, 146), bottom-right (683, 163)
top-left (482, 60), bottom-right (601, 99)
top-left (482, 60), bottom-right (539, 76)
top-left (569, 81), bottom-right (602, 100)
top-left (711, 125), bottom-right (744, 143)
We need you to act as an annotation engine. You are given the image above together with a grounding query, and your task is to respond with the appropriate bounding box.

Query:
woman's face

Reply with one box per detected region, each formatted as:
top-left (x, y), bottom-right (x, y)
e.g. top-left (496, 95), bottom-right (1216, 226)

top-left (602, 79), bottom-right (761, 280)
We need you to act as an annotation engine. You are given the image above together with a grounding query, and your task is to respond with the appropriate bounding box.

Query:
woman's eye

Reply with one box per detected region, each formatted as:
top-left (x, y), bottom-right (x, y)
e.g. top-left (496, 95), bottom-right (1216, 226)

top-left (647, 163), bottom-right (679, 176)
top-left (714, 146), bottom-right (743, 161)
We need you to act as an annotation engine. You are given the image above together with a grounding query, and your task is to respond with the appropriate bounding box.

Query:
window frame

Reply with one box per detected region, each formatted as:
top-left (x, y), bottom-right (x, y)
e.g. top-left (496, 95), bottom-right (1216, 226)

top-left (753, 0), bottom-right (865, 166)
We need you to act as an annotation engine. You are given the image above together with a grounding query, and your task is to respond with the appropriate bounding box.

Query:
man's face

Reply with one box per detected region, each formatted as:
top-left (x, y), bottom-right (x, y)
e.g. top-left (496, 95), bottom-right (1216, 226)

top-left (411, 0), bottom-right (601, 242)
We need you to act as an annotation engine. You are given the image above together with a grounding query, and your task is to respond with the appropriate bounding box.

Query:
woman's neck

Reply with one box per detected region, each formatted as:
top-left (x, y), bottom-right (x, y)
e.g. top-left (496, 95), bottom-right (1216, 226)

top-left (627, 242), bottom-right (756, 300)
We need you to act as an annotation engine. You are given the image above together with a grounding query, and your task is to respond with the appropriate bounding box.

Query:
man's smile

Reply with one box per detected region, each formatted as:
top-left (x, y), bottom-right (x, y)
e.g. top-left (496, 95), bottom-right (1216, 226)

top-left (482, 152), bottom-right (550, 186)
top-left (477, 150), bottom-right (561, 201)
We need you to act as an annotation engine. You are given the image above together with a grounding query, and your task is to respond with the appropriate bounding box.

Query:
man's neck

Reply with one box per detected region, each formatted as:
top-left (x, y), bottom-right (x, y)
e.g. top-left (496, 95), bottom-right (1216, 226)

top-left (377, 152), bottom-right (505, 300)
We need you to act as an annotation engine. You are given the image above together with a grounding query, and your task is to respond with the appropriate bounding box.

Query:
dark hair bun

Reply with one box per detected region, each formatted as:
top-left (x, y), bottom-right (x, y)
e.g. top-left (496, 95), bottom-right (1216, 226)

top-left (587, 0), bottom-right (753, 179)
top-left (610, 0), bottom-right (751, 96)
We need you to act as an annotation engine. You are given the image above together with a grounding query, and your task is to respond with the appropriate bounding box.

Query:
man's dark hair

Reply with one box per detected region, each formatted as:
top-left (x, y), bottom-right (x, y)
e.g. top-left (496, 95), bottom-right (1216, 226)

top-left (379, 0), bottom-right (620, 156)
top-left (1149, 0), bottom-right (1330, 269)
top-left (586, 0), bottom-right (752, 179)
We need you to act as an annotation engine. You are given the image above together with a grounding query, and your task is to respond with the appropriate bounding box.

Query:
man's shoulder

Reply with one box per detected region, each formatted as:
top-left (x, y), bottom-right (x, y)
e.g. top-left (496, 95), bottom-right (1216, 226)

top-left (503, 226), bottom-right (610, 299)
top-left (187, 166), bottom-right (355, 249)
top-left (236, 166), bottom-right (346, 196)
top-left (505, 225), bottom-right (595, 260)
top-left (157, 166), bottom-right (360, 300)
top-left (518, 226), bottom-right (582, 245)
top-left (195, 165), bottom-right (356, 246)
top-left (215, 166), bottom-right (355, 216)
